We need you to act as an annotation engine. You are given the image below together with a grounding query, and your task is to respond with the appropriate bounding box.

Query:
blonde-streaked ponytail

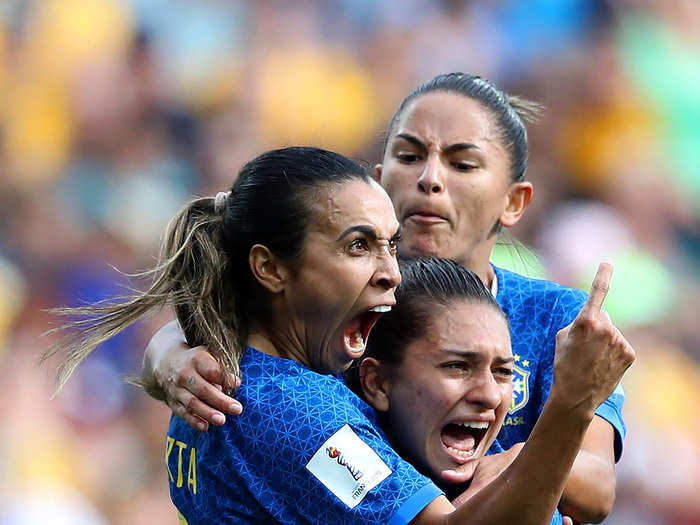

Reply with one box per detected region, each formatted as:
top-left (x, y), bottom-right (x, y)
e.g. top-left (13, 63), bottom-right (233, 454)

top-left (44, 195), bottom-right (243, 393)
top-left (45, 147), bottom-right (373, 394)
top-left (507, 95), bottom-right (544, 125)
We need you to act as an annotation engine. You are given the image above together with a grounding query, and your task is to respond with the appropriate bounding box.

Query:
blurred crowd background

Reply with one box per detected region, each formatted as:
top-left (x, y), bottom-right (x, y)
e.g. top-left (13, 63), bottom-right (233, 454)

top-left (0, 0), bottom-right (697, 523)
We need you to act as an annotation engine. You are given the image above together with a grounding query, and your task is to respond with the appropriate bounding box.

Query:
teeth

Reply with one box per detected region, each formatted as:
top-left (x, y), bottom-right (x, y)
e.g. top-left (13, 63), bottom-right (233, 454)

top-left (446, 446), bottom-right (474, 457)
top-left (369, 305), bottom-right (392, 313)
top-left (458, 421), bottom-right (489, 430)
top-left (346, 330), bottom-right (365, 350)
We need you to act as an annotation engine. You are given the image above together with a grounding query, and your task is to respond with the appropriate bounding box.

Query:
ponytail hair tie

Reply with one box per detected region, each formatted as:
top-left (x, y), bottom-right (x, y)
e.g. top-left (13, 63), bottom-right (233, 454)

top-left (214, 191), bottom-right (230, 214)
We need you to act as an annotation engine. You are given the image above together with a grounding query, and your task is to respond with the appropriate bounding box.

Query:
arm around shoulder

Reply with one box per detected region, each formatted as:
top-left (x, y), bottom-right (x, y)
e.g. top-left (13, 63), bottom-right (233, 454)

top-left (141, 319), bottom-right (186, 395)
top-left (141, 319), bottom-right (243, 430)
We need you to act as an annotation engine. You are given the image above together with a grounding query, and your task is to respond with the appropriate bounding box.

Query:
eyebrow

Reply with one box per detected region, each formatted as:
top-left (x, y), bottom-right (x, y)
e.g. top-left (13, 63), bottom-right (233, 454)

top-left (442, 349), bottom-right (515, 365)
top-left (443, 142), bottom-right (481, 154)
top-left (336, 224), bottom-right (402, 242)
top-left (395, 133), bottom-right (427, 150)
top-left (394, 133), bottom-right (482, 154)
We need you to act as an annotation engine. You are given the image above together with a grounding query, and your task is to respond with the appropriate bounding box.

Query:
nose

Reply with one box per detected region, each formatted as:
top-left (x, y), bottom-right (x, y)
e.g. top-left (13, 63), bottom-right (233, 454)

top-left (465, 370), bottom-right (502, 410)
top-left (371, 249), bottom-right (402, 291)
top-left (417, 155), bottom-right (445, 194)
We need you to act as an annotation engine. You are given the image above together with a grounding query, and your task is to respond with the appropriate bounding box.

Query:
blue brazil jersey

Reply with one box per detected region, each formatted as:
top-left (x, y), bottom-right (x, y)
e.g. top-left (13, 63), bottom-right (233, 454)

top-left (490, 266), bottom-right (626, 460)
top-left (167, 347), bottom-right (443, 525)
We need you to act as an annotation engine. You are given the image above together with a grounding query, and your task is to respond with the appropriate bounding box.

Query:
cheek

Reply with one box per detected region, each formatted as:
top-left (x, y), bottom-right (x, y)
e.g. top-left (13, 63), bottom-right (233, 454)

top-left (453, 179), bottom-right (503, 218)
top-left (394, 382), bottom-right (449, 427)
top-left (497, 384), bottom-right (513, 416)
top-left (450, 183), bottom-right (485, 222)
top-left (384, 166), bottom-right (414, 197)
top-left (415, 385), bottom-right (460, 423)
top-left (310, 261), bottom-right (369, 305)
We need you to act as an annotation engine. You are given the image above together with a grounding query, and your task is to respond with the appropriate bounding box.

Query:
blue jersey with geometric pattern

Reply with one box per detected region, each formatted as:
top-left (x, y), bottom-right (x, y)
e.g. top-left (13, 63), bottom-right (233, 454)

top-left (489, 266), bottom-right (626, 460)
top-left (167, 346), bottom-right (443, 525)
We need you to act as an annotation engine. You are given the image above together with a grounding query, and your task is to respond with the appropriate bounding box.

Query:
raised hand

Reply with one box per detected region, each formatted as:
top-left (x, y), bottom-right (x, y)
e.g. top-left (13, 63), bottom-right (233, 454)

top-left (551, 260), bottom-right (635, 418)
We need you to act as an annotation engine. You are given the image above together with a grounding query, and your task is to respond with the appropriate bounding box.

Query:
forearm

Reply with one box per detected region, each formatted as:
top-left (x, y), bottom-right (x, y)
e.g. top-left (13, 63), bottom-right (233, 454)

top-left (559, 451), bottom-right (615, 523)
top-left (448, 398), bottom-right (593, 525)
top-left (559, 417), bottom-right (616, 523)
top-left (141, 319), bottom-right (184, 398)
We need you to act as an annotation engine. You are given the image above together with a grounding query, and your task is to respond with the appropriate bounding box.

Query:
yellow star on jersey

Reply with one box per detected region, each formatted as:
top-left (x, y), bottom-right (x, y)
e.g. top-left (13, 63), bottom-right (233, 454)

top-left (514, 354), bottom-right (520, 362)
top-left (522, 360), bottom-right (530, 367)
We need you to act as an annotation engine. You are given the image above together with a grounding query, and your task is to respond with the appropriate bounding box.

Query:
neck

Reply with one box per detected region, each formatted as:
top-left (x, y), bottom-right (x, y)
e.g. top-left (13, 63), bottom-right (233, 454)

top-left (454, 249), bottom-right (496, 291)
top-left (247, 325), bottom-right (310, 367)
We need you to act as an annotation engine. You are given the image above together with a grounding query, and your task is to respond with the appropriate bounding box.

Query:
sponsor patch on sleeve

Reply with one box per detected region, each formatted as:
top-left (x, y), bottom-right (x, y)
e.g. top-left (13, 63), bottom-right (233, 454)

top-left (305, 424), bottom-right (392, 509)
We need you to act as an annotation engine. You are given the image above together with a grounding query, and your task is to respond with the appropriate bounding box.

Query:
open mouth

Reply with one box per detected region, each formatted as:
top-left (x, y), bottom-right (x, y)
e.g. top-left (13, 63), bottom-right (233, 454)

top-left (342, 306), bottom-right (391, 356)
top-left (440, 421), bottom-right (489, 464)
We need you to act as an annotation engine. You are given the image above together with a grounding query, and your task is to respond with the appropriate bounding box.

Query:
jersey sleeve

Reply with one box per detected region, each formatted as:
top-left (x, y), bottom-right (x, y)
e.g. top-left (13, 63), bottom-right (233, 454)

top-left (225, 378), bottom-right (443, 525)
top-left (550, 508), bottom-right (564, 525)
top-left (541, 289), bottom-right (627, 462)
top-left (593, 382), bottom-right (626, 461)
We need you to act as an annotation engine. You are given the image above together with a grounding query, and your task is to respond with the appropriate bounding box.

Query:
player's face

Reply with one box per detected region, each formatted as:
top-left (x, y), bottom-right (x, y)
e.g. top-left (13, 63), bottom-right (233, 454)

top-left (380, 301), bottom-right (513, 485)
top-left (378, 92), bottom-right (513, 265)
top-left (286, 179), bottom-right (401, 374)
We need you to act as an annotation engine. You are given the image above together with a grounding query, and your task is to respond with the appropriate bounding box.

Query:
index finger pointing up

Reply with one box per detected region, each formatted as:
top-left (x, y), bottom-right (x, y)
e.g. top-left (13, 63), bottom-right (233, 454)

top-left (585, 259), bottom-right (614, 312)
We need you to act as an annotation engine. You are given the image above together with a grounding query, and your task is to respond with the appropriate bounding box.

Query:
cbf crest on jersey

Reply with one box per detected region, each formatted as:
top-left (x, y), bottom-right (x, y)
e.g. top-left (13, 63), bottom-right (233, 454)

top-left (509, 364), bottom-right (530, 413)
top-left (306, 424), bottom-right (391, 509)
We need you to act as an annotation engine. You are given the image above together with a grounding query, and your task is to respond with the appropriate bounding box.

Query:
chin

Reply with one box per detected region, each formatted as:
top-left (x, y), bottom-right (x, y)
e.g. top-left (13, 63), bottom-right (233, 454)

top-left (401, 240), bottom-right (440, 259)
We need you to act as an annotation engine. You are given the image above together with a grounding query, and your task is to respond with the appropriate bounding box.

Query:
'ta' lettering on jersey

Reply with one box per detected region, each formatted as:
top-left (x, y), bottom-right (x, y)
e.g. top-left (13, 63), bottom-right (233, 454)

top-left (306, 424), bottom-right (391, 509)
top-left (509, 364), bottom-right (530, 413)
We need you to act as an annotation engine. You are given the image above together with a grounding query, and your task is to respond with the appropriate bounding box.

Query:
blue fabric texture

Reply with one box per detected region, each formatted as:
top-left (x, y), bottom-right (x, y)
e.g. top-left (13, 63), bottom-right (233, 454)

top-left (167, 347), bottom-right (442, 524)
top-left (490, 266), bottom-right (626, 461)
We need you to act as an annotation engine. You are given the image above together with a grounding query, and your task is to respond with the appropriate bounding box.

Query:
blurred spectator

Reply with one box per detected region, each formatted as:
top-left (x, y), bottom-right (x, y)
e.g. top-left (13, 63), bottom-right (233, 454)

top-left (0, 1), bottom-right (697, 523)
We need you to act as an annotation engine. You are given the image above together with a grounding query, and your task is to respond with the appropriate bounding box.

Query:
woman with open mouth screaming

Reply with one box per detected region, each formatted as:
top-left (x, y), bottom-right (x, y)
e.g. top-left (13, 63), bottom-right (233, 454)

top-left (46, 147), bottom-right (633, 524)
top-left (346, 258), bottom-right (515, 498)
top-left (143, 72), bottom-right (632, 524)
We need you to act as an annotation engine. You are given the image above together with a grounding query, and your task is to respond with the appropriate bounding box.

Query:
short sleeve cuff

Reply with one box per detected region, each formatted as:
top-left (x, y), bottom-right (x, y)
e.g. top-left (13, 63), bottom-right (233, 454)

top-left (387, 483), bottom-right (444, 525)
top-left (594, 392), bottom-right (626, 462)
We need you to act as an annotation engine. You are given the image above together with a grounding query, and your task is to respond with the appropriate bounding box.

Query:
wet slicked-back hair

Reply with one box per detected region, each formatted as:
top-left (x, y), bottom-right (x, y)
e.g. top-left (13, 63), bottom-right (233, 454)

top-left (383, 72), bottom-right (543, 182)
top-left (46, 147), bottom-right (372, 392)
top-left (345, 257), bottom-right (508, 393)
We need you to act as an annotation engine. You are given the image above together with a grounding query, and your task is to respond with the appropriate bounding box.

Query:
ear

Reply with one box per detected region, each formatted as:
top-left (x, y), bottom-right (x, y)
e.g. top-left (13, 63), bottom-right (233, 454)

top-left (248, 244), bottom-right (289, 294)
top-left (359, 358), bottom-right (391, 412)
top-left (373, 163), bottom-right (383, 184)
top-left (499, 181), bottom-right (533, 228)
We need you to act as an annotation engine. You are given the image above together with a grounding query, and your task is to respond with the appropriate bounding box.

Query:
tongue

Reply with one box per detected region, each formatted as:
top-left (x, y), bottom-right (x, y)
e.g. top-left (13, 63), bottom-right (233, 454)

top-left (441, 424), bottom-right (476, 452)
